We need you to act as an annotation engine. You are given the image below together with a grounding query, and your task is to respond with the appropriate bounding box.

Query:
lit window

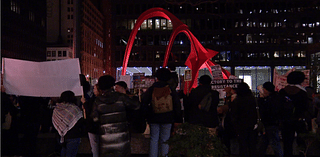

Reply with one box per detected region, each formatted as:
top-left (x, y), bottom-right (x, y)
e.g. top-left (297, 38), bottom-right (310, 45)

top-left (141, 20), bottom-right (147, 29)
top-left (246, 34), bottom-right (253, 44)
top-left (155, 19), bottom-right (160, 29)
top-left (10, 0), bottom-right (20, 14)
top-left (308, 37), bottom-right (313, 44)
top-left (168, 20), bottom-right (173, 30)
top-left (274, 51), bottom-right (279, 58)
top-left (29, 11), bottom-right (35, 22)
top-left (47, 51), bottom-right (52, 57)
top-left (147, 19), bottom-right (153, 29)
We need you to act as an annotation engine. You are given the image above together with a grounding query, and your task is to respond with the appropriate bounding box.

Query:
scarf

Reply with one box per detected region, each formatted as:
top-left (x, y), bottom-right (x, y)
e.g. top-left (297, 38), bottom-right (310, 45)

top-left (52, 103), bottom-right (83, 143)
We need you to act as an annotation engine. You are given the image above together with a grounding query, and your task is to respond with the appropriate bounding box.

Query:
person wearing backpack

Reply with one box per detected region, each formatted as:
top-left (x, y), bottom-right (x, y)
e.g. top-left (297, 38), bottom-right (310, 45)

top-left (141, 68), bottom-right (182, 157)
top-left (279, 71), bottom-right (309, 157)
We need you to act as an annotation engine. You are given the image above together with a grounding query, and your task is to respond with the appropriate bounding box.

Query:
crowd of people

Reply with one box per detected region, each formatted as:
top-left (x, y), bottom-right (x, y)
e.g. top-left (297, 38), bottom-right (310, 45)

top-left (2, 68), bottom-right (320, 157)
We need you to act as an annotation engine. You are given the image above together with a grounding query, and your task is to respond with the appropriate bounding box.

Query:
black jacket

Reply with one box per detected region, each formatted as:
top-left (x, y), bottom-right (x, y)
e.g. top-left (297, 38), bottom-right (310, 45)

top-left (258, 92), bottom-right (282, 126)
top-left (92, 89), bottom-right (140, 157)
top-left (279, 85), bottom-right (309, 121)
top-left (187, 84), bottom-right (220, 128)
top-left (230, 94), bottom-right (257, 133)
top-left (141, 81), bottom-right (182, 124)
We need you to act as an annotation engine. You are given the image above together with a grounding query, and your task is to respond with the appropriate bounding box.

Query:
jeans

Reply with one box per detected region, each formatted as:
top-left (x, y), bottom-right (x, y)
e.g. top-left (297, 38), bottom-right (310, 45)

top-left (61, 138), bottom-right (81, 157)
top-left (88, 133), bottom-right (99, 157)
top-left (149, 123), bottom-right (172, 157)
top-left (257, 126), bottom-right (283, 157)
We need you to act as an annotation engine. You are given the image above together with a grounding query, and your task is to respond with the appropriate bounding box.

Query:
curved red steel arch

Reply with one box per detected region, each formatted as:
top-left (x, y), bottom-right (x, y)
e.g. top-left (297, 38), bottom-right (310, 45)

top-left (121, 7), bottom-right (230, 93)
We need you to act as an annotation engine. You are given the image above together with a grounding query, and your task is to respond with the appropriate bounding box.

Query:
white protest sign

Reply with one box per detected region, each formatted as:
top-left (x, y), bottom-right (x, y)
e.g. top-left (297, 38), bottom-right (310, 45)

top-left (211, 79), bottom-right (243, 98)
top-left (3, 58), bottom-right (83, 97)
top-left (184, 69), bottom-right (192, 81)
top-left (119, 75), bottom-right (132, 89)
top-left (211, 65), bottom-right (223, 79)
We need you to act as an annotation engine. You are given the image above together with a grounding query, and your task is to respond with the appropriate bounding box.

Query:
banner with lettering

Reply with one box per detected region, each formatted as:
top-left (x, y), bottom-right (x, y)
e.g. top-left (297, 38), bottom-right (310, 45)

top-left (211, 79), bottom-right (244, 98)
top-left (273, 68), bottom-right (310, 91)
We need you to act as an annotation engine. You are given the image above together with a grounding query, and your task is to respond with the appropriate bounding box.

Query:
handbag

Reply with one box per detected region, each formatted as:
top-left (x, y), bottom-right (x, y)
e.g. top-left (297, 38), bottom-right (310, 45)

top-left (254, 98), bottom-right (265, 133)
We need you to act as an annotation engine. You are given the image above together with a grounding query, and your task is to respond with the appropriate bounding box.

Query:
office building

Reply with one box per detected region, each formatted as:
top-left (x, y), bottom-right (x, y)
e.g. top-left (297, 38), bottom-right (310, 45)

top-left (2, 0), bottom-right (47, 61)
top-left (107, 0), bottom-right (320, 91)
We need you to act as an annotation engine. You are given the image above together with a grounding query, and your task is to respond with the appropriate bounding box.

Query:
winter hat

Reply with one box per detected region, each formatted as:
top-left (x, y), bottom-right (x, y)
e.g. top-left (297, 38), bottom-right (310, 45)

top-left (287, 71), bottom-right (305, 84)
top-left (98, 75), bottom-right (115, 90)
top-left (115, 81), bottom-right (128, 89)
top-left (263, 82), bottom-right (275, 93)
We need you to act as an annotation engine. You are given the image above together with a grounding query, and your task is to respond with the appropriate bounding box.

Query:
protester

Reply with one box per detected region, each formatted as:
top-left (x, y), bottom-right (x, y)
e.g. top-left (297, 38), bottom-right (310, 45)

top-left (314, 93), bottom-right (320, 134)
top-left (306, 86), bottom-right (317, 130)
top-left (187, 75), bottom-right (220, 135)
top-left (167, 62), bottom-right (179, 91)
top-left (257, 82), bottom-right (283, 157)
top-left (115, 81), bottom-right (146, 134)
top-left (230, 82), bottom-right (258, 157)
top-left (91, 75), bottom-right (140, 157)
top-left (52, 90), bottom-right (85, 157)
top-left (141, 68), bottom-right (182, 157)
top-left (217, 86), bottom-right (237, 156)
top-left (81, 84), bottom-right (100, 157)
top-left (1, 86), bottom-right (19, 156)
top-left (115, 81), bottom-right (130, 94)
top-left (279, 71), bottom-right (309, 157)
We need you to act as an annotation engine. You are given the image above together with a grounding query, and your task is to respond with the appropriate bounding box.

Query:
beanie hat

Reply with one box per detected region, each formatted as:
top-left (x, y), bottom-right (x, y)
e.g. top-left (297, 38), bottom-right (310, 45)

top-left (115, 81), bottom-right (128, 89)
top-left (263, 82), bottom-right (275, 93)
top-left (98, 75), bottom-right (115, 90)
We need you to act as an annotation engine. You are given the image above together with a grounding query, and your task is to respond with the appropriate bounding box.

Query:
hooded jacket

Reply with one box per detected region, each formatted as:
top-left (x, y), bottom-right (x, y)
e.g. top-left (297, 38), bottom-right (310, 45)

top-left (141, 81), bottom-right (182, 124)
top-left (92, 89), bottom-right (140, 157)
top-left (279, 84), bottom-right (309, 121)
top-left (187, 84), bottom-right (220, 128)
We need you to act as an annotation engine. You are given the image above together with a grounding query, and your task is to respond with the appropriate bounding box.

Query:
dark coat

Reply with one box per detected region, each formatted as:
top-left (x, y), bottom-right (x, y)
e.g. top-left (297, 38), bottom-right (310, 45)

top-left (92, 89), bottom-right (140, 157)
top-left (230, 94), bottom-right (257, 134)
top-left (258, 92), bottom-right (282, 126)
top-left (187, 84), bottom-right (220, 128)
top-left (279, 85), bottom-right (309, 121)
top-left (83, 96), bottom-right (99, 134)
top-left (141, 81), bottom-right (182, 124)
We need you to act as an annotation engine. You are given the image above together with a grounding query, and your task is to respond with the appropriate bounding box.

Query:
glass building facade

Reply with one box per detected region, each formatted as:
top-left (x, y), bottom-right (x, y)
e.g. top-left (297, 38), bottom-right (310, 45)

top-left (109, 0), bottom-right (320, 92)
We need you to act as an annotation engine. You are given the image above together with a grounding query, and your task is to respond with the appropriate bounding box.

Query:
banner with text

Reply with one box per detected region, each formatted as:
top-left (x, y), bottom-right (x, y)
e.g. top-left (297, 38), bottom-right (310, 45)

top-left (273, 68), bottom-right (310, 91)
top-left (3, 58), bottom-right (83, 97)
top-left (211, 79), bottom-right (244, 98)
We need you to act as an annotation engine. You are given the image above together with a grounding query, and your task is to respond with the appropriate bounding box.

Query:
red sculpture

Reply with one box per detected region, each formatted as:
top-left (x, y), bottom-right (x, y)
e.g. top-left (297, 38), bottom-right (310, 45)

top-left (121, 7), bottom-right (230, 94)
